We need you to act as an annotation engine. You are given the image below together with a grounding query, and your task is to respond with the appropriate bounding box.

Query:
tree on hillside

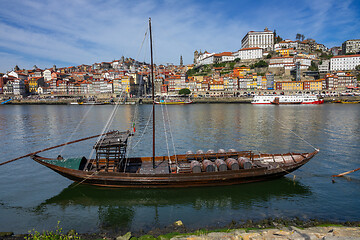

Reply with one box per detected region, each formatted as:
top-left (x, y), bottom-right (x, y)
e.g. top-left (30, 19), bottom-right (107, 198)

top-left (296, 33), bottom-right (305, 41)
top-left (308, 61), bottom-right (318, 71)
top-left (179, 88), bottom-right (191, 95)
top-left (250, 60), bottom-right (268, 69)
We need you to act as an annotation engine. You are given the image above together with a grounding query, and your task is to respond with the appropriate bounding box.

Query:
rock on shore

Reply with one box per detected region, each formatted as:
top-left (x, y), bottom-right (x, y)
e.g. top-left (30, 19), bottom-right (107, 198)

top-left (170, 226), bottom-right (360, 240)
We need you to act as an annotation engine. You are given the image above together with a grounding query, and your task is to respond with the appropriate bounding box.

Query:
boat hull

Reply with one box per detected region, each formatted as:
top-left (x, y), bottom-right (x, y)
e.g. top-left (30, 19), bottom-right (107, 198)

top-left (31, 150), bottom-right (318, 188)
top-left (251, 95), bottom-right (324, 104)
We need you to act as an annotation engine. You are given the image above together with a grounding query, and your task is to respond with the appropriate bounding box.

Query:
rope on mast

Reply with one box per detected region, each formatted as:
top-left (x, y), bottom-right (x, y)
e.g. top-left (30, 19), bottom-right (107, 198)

top-left (160, 103), bottom-right (172, 166)
top-left (164, 103), bottom-right (178, 167)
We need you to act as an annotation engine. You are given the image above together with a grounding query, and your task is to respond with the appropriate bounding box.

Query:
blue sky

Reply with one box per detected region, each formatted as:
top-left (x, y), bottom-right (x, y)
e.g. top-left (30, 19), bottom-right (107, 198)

top-left (0, 0), bottom-right (359, 73)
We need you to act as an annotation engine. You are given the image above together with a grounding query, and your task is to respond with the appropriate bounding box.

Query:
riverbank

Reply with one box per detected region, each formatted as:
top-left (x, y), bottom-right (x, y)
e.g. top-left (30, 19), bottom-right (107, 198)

top-left (1, 219), bottom-right (359, 239)
top-left (3, 96), bottom-right (360, 105)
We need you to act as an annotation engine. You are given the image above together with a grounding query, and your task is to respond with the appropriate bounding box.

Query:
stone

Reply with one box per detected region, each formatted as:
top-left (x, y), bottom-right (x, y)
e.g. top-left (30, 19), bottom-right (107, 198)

top-left (207, 232), bottom-right (232, 239)
top-left (173, 220), bottom-right (184, 227)
top-left (0, 232), bottom-right (13, 237)
top-left (116, 231), bottom-right (131, 240)
top-left (67, 229), bottom-right (77, 236)
top-left (241, 232), bottom-right (261, 240)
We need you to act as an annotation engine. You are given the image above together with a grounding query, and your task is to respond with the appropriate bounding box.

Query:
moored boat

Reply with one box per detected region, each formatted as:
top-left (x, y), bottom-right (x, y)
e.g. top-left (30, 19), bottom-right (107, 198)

top-left (154, 98), bottom-right (193, 105)
top-left (30, 130), bottom-right (319, 188)
top-left (271, 97), bottom-right (302, 105)
top-left (252, 95), bottom-right (324, 104)
top-left (341, 101), bottom-right (360, 104)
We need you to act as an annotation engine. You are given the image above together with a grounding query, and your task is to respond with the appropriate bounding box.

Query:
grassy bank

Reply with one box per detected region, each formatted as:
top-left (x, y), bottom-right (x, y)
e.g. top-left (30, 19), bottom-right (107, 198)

top-left (2, 218), bottom-right (360, 240)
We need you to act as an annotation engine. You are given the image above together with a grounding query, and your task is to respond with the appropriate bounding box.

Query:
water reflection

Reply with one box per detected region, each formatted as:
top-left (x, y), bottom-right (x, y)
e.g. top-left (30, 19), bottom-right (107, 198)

top-left (35, 178), bottom-right (311, 232)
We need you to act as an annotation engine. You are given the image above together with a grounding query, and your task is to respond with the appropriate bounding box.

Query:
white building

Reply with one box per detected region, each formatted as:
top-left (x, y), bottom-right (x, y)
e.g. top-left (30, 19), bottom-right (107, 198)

top-left (233, 47), bottom-right (263, 60)
top-left (330, 54), bottom-right (360, 71)
top-left (274, 40), bottom-right (298, 51)
top-left (43, 69), bottom-right (52, 81)
top-left (318, 60), bottom-right (330, 73)
top-left (214, 52), bottom-right (235, 62)
top-left (295, 57), bottom-right (311, 67)
top-left (269, 56), bottom-right (310, 70)
top-left (196, 52), bottom-right (215, 65)
top-left (342, 39), bottom-right (360, 54)
top-left (241, 28), bottom-right (274, 51)
top-left (198, 52), bottom-right (234, 65)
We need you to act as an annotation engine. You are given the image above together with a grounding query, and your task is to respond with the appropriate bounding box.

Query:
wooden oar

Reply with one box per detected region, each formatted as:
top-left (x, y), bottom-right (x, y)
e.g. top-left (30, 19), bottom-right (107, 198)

top-left (0, 131), bottom-right (117, 167)
top-left (332, 167), bottom-right (360, 177)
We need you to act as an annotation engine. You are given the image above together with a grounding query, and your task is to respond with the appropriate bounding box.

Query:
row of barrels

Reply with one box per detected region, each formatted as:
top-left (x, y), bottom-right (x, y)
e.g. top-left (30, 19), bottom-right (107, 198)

top-left (186, 149), bottom-right (237, 155)
top-left (190, 157), bottom-right (252, 173)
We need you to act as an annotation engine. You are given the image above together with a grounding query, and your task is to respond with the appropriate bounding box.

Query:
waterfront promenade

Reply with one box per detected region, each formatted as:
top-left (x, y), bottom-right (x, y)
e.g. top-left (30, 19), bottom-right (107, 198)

top-left (3, 95), bottom-right (360, 104)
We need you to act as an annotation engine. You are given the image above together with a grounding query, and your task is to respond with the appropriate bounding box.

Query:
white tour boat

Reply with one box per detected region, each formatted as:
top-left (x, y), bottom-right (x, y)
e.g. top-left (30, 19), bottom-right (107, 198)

top-left (251, 95), bottom-right (324, 105)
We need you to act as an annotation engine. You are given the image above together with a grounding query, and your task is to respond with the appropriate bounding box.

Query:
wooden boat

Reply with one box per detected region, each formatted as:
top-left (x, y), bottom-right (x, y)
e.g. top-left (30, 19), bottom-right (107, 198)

top-left (30, 130), bottom-right (319, 188)
top-left (1, 98), bottom-right (12, 104)
top-left (3, 18), bottom-right (319, 188)
top-left (341, 101), bottom-right (360, 104)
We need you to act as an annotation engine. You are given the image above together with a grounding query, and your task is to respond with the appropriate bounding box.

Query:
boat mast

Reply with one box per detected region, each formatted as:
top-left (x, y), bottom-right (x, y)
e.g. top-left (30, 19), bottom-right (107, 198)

top-left (149, 17), bottom-right (155, 168)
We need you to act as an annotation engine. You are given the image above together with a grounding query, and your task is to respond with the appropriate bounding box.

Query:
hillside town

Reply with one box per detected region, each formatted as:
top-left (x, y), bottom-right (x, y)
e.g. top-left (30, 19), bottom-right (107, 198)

top-left (1, 28), bottom-right (360, 100)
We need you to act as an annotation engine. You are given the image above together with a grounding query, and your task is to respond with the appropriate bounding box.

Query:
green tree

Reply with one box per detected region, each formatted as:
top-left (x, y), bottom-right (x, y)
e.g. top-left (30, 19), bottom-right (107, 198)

top-left (179, 88), bottom-right (191, 95)
top-left (355, 65), bottom-right (360, 71)
top-left (252, 60), bottom-right (268, 69)
top-left (309, 61), bottom-right (318, 71)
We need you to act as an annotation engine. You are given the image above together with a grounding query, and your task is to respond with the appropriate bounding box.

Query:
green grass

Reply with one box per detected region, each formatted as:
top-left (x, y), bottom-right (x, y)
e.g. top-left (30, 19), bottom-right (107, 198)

top-left (25, 222), bottom-right (81, 240)
top-left (315, 224), bottom-right (345, 228)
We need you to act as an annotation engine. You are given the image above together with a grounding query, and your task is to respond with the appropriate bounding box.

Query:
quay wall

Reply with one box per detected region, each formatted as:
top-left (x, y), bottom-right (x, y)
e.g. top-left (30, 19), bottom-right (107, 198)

top-left (4, 96), bottom-right (360, 105)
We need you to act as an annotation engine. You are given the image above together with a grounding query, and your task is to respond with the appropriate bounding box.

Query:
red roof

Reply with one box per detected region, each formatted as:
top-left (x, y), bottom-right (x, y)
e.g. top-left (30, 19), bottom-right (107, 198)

top-left (332, 54), bottom-right (360, 58)
top-left (239, 47), bottom-right (262, 51)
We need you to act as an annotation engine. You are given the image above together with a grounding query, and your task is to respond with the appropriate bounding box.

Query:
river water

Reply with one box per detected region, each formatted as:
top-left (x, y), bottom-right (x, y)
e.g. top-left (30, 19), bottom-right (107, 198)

top-left (0, 103), bottom-right (359, 234)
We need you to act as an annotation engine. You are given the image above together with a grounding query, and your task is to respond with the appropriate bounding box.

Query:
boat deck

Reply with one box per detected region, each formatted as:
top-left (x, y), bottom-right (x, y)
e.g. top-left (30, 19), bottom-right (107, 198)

top-left (87, 151), bottom-right (308, 174)
top-left (138, 160), bottom-right (170, 174)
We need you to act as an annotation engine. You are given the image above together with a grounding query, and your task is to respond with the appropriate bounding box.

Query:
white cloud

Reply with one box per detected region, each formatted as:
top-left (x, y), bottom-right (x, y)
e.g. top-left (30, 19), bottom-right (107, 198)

top-left (0, 0), bottom-right (359, 72)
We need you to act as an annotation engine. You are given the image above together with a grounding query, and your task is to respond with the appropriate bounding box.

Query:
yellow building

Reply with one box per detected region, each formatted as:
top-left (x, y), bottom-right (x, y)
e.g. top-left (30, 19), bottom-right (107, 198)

top-left (121, 75), bottom-right (135, 94)
top-left (193, 75), bottom-right (204, 82)
top-left (304, 80), bottom-right (323, 90)
top-left (276, 48), bottom-right (293, 56)
top-left (261, 76), bottom-right (267, 90)
top-left (28, 77), bottom-right (45, 93)
top-left (209, 80), bottom-right (224, 91)
top-left (281, 81), bottom-right (303, 90)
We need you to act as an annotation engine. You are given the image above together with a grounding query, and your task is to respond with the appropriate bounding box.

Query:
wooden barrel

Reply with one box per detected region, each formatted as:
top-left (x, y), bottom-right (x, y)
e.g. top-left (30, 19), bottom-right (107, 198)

top-left (196, 149), bottom-right (204, 154)
top-left (202, 159), bottom-right (216, 172)
top-left (215, 159), bottom-right (227, 171)
top-left (218, 149), bottom-right (226, 153)
top-left (238, 157), bottom-right (252, 169)
top-left (190, 160), bottom-right (202, 173)
top-left (186, 150), bottom-right (195, 161)
top-left (226, 158), bottom-right (239, 170)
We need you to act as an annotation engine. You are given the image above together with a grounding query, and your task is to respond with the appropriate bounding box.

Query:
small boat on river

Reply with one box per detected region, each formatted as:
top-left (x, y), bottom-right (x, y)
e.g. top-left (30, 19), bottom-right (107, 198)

top-left (154, 97), bottom-right (193, 105)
